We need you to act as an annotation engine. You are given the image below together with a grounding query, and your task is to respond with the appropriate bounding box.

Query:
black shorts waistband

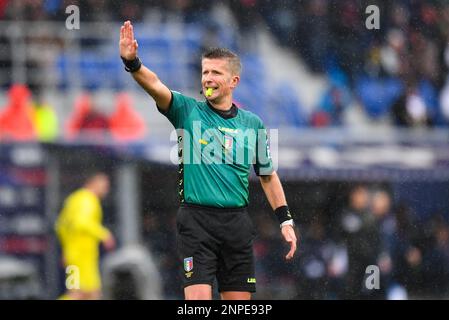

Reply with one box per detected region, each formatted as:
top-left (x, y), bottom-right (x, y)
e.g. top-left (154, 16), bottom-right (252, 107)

top-left (180, 202), bottom-right (248, 213)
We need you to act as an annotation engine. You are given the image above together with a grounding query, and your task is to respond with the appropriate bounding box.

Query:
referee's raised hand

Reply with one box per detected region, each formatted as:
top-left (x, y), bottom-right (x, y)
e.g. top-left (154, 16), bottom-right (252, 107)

top-left (120, 20), bottom-right (138, 61)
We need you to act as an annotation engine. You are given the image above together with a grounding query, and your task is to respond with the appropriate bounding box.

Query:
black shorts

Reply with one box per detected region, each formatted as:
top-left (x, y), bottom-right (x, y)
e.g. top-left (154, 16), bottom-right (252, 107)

top-left (176, 203), bottom-right (257, 293)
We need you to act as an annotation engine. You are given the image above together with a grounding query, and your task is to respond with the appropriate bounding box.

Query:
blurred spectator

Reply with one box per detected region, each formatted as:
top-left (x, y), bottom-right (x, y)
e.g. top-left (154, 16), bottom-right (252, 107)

top-left (409, 31), bottom-right (440, 84)
top-left (338, 185), bottom-right (381, 299)
top-left (65, 93), bottom-right (110, 141)
top-left (391, 204), bottom-right (426, 298)
top-left (0, 0), bottom-right (9, 19)
top-left (391, 83), bottom-right (435, 127)
top-left (50, 0), bottom-right (81, 21)
top-left (4, 0), bottom-right (47, 20)
top-left (110, 0), bottom-right (145, 22)
top-left (312, 69), bottom-right (352, 127)
top-left (0, 34), bottom-right (11, 89)
top-left (295, 216), bottom-right (334, 299)
top-left (439, 78), bottom-right (449, 124)
top-left (329, 0), bottom-right (365, 80)
top-left (109, 93), bottom-right (146, 142)
top-left (228, 0), bottom-right (263, 50)
top-left (80, 0), bottom-right (112, 22)
top-left (0, 84), bottom-right (36, 141)
top-left (31, 91), bottom-right (59, 142)
top-left (66, 94), bottom-right (91, 139)
top-left (260, 0), bottom-right (299, 47)
top-left (301, 0), bottom-right (330, 73)
top-left (421, 215), bottom-right (449, 297)
top-left (379, 29), bottom-right (408, 78)
top-left (371, 190), bottom-right (395, 255)
top-left (371, 189), bottom-right (395, 299)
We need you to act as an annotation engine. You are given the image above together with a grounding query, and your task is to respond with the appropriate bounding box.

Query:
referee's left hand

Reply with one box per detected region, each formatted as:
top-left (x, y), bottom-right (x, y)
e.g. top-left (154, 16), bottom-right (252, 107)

top-left (281, 225), bottom-right (297, 260)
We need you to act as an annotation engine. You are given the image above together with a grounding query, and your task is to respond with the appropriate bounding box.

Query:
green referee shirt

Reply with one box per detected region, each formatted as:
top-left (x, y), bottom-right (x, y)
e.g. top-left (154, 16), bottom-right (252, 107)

top-left (159, 91), bottom-right (274, 208)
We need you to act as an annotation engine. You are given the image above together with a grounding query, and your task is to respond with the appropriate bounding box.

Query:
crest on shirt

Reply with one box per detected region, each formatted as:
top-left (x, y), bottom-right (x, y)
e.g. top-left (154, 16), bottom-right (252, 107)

top-left (184, 257), bottom-right (193, 272)
top-left (223, 135), bottom-right (233, 151)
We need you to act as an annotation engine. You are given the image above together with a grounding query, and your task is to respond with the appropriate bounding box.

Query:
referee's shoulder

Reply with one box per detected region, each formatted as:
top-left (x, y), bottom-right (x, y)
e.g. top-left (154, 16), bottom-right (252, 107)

top-left (237, 106), bottom-right (266, 127)
top-left (172, 90), bottom-right (198, 103)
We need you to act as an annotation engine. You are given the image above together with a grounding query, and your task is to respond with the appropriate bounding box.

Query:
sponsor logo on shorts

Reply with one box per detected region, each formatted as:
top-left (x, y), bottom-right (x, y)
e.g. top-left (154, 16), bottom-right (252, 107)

top-left (247, 277), bottom-right (256, 284)
top-left (184, 257), bottom-right (193, 272)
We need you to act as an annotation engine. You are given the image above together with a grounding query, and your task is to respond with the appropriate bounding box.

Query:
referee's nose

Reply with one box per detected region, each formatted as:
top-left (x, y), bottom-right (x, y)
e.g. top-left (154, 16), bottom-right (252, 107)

top-left (203, 76), bottom-right (214, 85)
top-left (202, 72), bottom-right (216, 84)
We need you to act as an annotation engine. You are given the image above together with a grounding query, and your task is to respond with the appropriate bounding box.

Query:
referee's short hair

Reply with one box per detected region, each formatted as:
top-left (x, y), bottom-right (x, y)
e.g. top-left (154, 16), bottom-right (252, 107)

top-left (202, 47), bottom-right (242, 76)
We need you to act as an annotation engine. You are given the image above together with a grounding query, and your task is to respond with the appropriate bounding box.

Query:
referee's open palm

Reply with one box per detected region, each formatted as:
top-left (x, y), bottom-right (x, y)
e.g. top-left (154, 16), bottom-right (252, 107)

top-left (120, 20), bottom-right (138, 61)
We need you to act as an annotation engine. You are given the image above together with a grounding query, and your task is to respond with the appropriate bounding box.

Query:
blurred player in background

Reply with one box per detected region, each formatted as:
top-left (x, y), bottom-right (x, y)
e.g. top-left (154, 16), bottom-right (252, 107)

top-left (55, 172), bottom-right (116, 300)
top-left (119, 21), bottom-right (297, 300)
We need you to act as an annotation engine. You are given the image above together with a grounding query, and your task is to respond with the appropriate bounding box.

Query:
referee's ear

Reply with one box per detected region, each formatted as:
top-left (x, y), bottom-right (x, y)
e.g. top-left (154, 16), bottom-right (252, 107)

top-left (230, 75), bottom-right (240, 89)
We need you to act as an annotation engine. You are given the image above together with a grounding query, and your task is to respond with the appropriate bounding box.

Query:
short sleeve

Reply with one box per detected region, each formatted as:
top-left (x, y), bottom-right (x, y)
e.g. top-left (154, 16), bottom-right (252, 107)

top-left (253, 120), bottom-right (274, 176)
top-left (157, 91), bottom-right (195, 129)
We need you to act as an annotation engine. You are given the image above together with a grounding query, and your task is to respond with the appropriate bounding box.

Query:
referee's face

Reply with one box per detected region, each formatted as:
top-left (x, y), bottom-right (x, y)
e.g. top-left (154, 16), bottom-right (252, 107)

top-left (201, 58), bottom-right (239, 103)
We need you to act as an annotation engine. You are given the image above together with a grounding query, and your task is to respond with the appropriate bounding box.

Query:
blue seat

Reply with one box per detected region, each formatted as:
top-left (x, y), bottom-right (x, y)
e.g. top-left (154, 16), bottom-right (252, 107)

top-left (55, 54), bottom-right (69, 89)
top-left (356, 77), bottom-right (404, 119)
top-left (268, 83), bottom-right (307, 127)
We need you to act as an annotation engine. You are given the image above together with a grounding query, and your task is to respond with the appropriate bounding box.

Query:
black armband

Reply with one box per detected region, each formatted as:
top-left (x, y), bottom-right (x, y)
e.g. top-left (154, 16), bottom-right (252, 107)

top-left (274, 205), bottom-right (293, 224)
top-left (121, 56), bottom-right (142, 73)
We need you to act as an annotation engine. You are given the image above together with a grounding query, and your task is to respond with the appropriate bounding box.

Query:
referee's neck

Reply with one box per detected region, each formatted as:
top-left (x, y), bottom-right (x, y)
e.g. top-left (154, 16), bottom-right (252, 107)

top-left (208, 96), bottom-right (233, 111)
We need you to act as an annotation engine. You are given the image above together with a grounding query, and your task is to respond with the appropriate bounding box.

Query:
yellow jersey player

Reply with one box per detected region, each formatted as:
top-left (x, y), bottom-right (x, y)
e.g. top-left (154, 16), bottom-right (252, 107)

top-left (55, 172), bottom-right (115, 300)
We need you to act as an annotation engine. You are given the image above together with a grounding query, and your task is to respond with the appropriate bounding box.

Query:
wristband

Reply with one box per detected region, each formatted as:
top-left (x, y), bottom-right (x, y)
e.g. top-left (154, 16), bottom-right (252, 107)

top-left (274, 205), bottom-right (293, 225)
top-left (121, 56), bottom-right (142, 73)
top-left (281, 219), bottom-right (294, 228)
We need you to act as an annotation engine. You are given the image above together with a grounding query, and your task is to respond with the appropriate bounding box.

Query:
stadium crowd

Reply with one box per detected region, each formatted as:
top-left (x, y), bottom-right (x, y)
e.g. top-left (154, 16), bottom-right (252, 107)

top-left (239, 0), bottom-right (449, 128)
top-left (1, 1), bottom-right (449, 128)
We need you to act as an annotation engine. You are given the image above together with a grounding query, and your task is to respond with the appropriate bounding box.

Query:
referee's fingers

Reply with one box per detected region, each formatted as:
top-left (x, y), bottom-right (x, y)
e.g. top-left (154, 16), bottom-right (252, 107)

top-left (125, 21), bottom-right (131, 39)
top-left (126, 21), bottom-right (131, 39)
top-left (286, 239), bottom-right (296, 260)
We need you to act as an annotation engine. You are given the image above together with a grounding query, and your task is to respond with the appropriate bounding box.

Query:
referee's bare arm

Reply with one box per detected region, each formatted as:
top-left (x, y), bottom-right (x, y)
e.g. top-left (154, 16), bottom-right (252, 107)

top-left (119, 21), bottom-right (172, 111)
top-left (259, 172), bottom-right (297, 260)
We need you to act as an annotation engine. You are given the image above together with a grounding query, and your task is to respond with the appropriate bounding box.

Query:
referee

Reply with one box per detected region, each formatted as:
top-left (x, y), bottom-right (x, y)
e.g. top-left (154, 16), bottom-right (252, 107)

top-left (120, 21), bottom-right (297, 300)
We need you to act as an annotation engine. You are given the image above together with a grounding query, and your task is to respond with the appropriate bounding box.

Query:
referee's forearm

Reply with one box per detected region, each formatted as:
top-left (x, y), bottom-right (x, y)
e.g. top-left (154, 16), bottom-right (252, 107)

top-left (131, 65), bottom-right (171, 110)
top-left (131, 65), bottom-right (160, 95)
top-left (260, 172), bottom-right (287, 210)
